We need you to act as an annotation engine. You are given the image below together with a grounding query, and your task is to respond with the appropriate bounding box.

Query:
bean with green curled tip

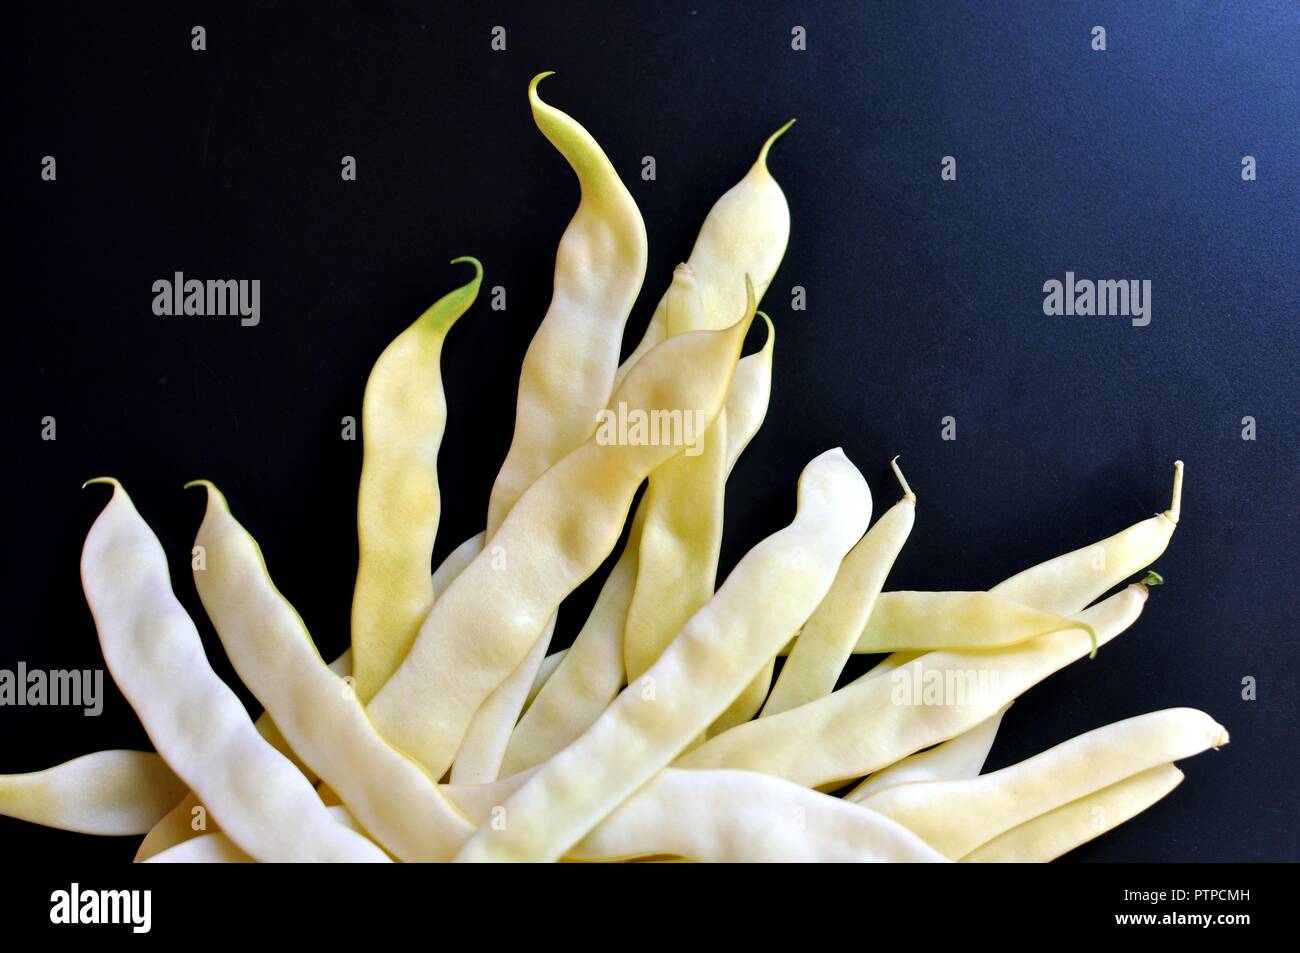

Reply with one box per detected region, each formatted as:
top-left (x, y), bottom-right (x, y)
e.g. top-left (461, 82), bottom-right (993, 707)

top-left (350, 258), bottom-right (482, 701)
top-left (368, 295), bottom-right (755, 778)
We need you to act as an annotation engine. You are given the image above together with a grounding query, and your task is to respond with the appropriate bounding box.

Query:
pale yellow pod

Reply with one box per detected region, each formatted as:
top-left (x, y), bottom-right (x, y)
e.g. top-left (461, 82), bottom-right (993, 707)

top-left (134, 792), bottom-right (206, 861)
top-left (350, 259), bottom-right (482, 701)
top-left (503, 319), bottom-right (775, 770)
top-left (454, 74), bottom-right (651, 781)
top-left (80, 480), bottom-right (388, 863)
top-left (854, 591), bottom-right (1096, 654)
top-left (961, 763), bottom-right (1184, 863)
top-left (707, 658), bottom-right (775, 736)
top-left (859, 707), bottom-right (1225, 859)
top-left (523, 650), bottom-right (567, 713)
top-left (145, 831), bottom-right (252, 863)
top-left (484, 72), bottom-right (648, 536)
top-left (432, 533), bottom-right (485, 597)
top-left (369, 302), bottom-right (754, 777)
top-left (675, 584), bottom-right (1149, 787)
top-left (0, 750), bottom-right (187, 836)
top-left (455, 448), bottom-right (873, 862)
top-left (849, 463), bottom-right (1183, 666)
top-left (441, 762), bottom-right (941, 862)
top-left (989, 461), bottom-right (1183, 616)
top-left (846, 703), bottom-right (1011, 801)
top-left (567, 769), bottom-right (947, 863)
top-left (189, 483), bottom-right (476, 861)
top-left (500, 506), bottom-right (644, 775)
top-left (615, 120), bottom-right (793, 385)
top-left (702, 313), bottom-right (778, 733)
top-left (451, 618), bottom-right (556, 783)
top-left (721, 315), bottom-right (776, 472)
top-left (624, 264), bottom-right (729, 682)
top-left (764, 461), bottom-right (914, 717)
top-left (146, 806), bottom-right (366, 864)
top-left (396, 534), bottom-right (484, 777)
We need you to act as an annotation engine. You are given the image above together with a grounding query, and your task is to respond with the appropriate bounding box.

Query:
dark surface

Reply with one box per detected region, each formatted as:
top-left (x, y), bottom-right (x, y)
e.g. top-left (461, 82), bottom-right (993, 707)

top-left (4, 1), bottom-right (1297, 863)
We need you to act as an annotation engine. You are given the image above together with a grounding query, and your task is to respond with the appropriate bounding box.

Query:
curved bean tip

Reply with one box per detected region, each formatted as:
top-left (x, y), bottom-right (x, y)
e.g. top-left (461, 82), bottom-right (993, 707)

top-left (1164, 460), bottom-right (1184, 524)
top-left (528, 71), bottom-right (557, 100)
top-left (81, 476), bottom-right (121, 493)
top-left (1140, 570), bottom-right (1164, 587)
top-left (1080, 622), bottom-right (1099, 659)
top-left (890, 456), bottom-right (916, 503)
top-left (449, 256), bottom-right (484, 284)
top-left (753, 311), bottom-right (775, 348)
top-left (758, 118), bottom-right (796, 170)
top-left (183, 479), bottom-right (228, 514)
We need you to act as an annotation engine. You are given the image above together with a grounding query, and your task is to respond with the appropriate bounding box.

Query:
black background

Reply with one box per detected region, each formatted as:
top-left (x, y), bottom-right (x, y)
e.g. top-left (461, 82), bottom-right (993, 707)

top-left (4, 1), bottom-right (1297, 864)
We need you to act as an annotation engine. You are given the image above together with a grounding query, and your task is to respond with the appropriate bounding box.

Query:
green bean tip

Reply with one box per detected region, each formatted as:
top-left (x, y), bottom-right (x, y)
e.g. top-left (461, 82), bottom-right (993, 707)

top-left (529, 71), bottom-right (557, 96)
top-left (448, 256), bottom-right (484, 280)
top-left (1140, 570), bottom-right (1164, 587)
top-left (81, 476), bottom-right (120, 492)
top-left (758, 119), bottom-right (797, 169)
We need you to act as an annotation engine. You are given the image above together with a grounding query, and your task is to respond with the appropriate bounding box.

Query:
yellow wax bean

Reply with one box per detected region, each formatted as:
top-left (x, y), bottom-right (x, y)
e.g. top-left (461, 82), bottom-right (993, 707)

top-left (567, 769), bottom-right (947, 863)
top-left (615, 120), bottom-right (792, 385)
top-left (721, 315), bottom-right (776, 472)
top-left (675, 584), bottom-right (1149, 787)
top-left (189, 483), bottom-right (477, 861)
top-left (350, 259), bottom-right (482, 701)
top-left (961, 763), bottom-right (1184, 863)
top-left (432, 533), bottom-right (485, 597)
top-left (846, 704), bottom-right (1010, 801)
top-left (455, 448), bottom-right (873, 862)
top-left (707, 659), bottom-right (774, 736)
top-left (441, 763), bottom-right (941, 862)
top-left (451, 618), bottom-right (556, 783)
top-left (848, 463), bottom-right (1182, 658)
top-left (455, 74), bottom-right (650, 781)
top-left (369, 300), bottom-right (754, 777)
top-left (503, 318), bottom-right (775, 771)
top-left (484, 71), bottom-right (647, 535)
top-left (81, 480), bottom-right (388, 862)
top-left (146, 806), bottom-right (366, 864)
top-left (134, 792), bottom-right (205, 861)
top-left (499, 505), bottom-right (645, 775)
top-left (0, 750), bottom-right (186, 836)
top-left (704, 313), bottom-right (778, 732)
top-left (989, 460), bottom-right (1183, 616)
top-left (858, 707), bottom-right (1225, 859)
top-left (763, 458), bottom-right (913, 717)
top-left (523, 650), bottom-right (567, 713)
top-left (624, 264), bottom-right (730, 681)
top-left (146, 831), bottom-right (252, 864)
top-left (854, 591), bottom-right (1096, 655)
